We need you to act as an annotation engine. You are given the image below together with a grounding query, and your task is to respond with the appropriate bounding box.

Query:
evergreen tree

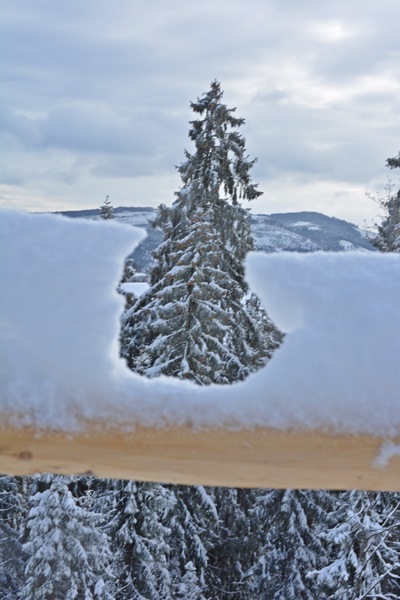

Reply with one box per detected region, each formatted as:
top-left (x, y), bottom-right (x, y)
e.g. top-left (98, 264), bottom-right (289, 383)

top-left (21, 476), bottom-right (115, 600)
top-left (123, 80), bottom-right (278, 384)
top-left (309, 491), bottom-right (400, 599)
top-left (244, 293), bottom-right (284, 365)
top-left (120, 258), bottom-right (138, 285)
top-left (0, 476), bottom-right (26, 599)
top-left (372, 153), bottom-right (400, 252)
top-left (118, 258), bottom-right (148, 315)
top-left (174, 561), bottom-right (207, 599)
top-left (99, 195), bottom-right (114, 220)
top-left (247, 489), bottom-right (335, 599)
top-left (386, 154), bottom-right (400, 169)
top-left (102, 479), bottom-right (174, 600)
top-left (167, 485), bottom-right (218, 596)
top-left (206, 487), bottom-right (259, 598)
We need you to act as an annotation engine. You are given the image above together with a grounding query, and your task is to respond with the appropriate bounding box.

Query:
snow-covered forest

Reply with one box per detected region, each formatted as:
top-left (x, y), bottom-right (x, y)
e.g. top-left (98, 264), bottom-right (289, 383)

top-left (1, 82), bottom-right (400, 598)
top-left (2, 475), bottom-right (400, 599)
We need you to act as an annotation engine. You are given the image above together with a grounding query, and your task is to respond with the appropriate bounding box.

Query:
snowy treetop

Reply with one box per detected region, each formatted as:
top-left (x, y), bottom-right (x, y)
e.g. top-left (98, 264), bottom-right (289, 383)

top-left (1, 211), bottom-right (399, 435)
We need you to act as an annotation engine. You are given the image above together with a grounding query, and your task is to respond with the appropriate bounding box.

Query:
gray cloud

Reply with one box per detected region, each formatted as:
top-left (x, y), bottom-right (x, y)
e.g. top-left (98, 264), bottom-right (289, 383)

top-left (0, 0), bottom-right (399, 224)
top-left (248, 97), bottom-right (397, 184)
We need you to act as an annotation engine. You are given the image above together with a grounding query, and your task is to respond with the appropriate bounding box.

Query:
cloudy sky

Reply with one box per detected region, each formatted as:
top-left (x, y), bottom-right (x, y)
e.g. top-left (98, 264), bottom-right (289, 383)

top-left (1, 0), bottom-right (399, 225)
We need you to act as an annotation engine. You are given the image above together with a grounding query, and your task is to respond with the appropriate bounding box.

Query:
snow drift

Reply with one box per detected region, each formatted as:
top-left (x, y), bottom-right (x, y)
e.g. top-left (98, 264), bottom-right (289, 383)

top-left (1, 211), bottom-right (399, 435)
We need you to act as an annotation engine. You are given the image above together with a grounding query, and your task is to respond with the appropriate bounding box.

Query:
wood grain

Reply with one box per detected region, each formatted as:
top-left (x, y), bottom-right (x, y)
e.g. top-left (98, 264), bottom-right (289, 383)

top-left (1, 424), bottom-right (399, 490)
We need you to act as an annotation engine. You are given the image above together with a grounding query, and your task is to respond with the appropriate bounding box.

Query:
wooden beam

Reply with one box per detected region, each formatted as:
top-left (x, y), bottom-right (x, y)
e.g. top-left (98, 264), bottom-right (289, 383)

top-left (1, 424), bottom-right (399, 490)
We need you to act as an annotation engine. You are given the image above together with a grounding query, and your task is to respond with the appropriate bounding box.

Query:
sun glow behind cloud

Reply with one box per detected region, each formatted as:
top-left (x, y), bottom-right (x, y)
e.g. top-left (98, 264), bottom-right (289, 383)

top-left (310, 19), bottom-right (357, 42)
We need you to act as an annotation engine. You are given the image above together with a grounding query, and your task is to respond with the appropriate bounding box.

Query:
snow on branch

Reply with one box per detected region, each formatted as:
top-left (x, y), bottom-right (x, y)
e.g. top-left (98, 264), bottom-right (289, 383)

top-left (1, 211), bottom-right (399, 436)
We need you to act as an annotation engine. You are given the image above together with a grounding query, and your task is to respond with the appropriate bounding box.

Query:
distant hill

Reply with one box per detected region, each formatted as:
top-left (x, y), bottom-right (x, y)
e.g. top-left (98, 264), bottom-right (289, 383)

top-left (250, 211), bottom-right (373, 253)
top-left (58, 206), bottom-right (375, 273)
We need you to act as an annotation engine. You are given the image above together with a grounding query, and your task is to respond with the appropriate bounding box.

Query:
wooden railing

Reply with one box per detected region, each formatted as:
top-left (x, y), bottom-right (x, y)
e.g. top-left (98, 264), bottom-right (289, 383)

top-left (1, 423), bottom-right (399, 490)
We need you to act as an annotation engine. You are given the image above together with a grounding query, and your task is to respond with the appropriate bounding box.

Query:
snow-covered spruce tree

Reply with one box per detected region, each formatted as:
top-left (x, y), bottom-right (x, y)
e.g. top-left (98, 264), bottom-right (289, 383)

top-left (123, 80), bottom-right (278, 383)
top-left (0, 476), bottom-right (26, 599)
top-left (21, 475), bottom-right (115, 600)
top-left (118, 258), bottom-right (143, 318)
top-left (309, 490), bottom-right (400, 599)
top-left (247, 489), bottom-right (336, 599)
top-left (99, 195), bottom-right (114, 220)
top-left (372, 153), bottom-right (400, 253)
top-left (102, 479), bottom-right (218, 599)
top-left (206, 487), bottom-right (259, 598)
top-left (101, 479), bottom-right (174, 600)
top-left (120, 257), bottom-right (138, 285)
top-left (167, 484), bottom-right (218, 597)
top-left (174, 561), bottom-right (207, 600)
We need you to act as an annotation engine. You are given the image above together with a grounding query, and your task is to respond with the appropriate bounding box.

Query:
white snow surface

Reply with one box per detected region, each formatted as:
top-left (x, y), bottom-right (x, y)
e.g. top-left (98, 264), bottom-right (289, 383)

top-left (290, 221), bottom-right (321, 230)
top-left (119, 282), bottom-right (149, 296)
top-left (1, 211), bottom-right (400, 435)
top-left (339, 240), bottom-right (355, 250)
top-left (373, 441), bottom-right (400, 468)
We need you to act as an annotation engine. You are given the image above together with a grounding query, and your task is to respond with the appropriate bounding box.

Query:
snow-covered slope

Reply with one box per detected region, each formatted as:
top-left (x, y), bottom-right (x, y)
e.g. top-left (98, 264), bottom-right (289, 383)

top-left (250, 215), bottom-right (321, 253)
top-left (264, 211), bottom-right (374, 253)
